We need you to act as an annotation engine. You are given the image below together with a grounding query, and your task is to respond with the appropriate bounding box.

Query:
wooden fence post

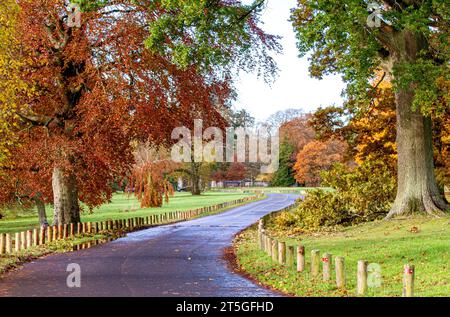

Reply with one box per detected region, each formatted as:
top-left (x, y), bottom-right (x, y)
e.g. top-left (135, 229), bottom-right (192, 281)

top-left (258, 220), bottom-right (264, 250)
top-left (47, 226), bottom-right (53, 243)
top-left (271, 240), bottom-right (278, 262)
top-left (266, 237), bottom-right (272, 257)
top-left (26, 230), bottom-right (32, 249)
top-left (403, 264), bottom-right (415, 297)
top-left (278, 241), bottom-right (286, 265)
top-left (69, 223), bottom-right (74, 237)
top-left (357, 260), bottom-right (368, 295)
top-left (297, 246), bottom-right (305, 272)
top-left (5, 233), bottom-right (12, 254)
top-left (311, 250), bottom-right (320, 278)
top-left (287, 246), bottom-right (295, 268)
top-left (77, 223), bottom-right (81, 235)
top-left (62, 225), bottom-right (68, 239)
top-left (21, 231), bottom-right (26, 249)
top-left (15, 232), bottom-right (20, 252)
top-left (322, 253), bottom-right (332, 282)
top-left (260, 230), bottom-right (266, 251)
top-left (39, 227), bottom-right (45, 245)
top-left (0, 234), bottom-right (5, 255)
top-left (33, 228), bottom-right (39, 246)
top-left (52, 226), bottom-right (57, 241)
top-left (58, 225), bottom-right (63, 239)
top-left (335, 256), bottom-right (346, 289)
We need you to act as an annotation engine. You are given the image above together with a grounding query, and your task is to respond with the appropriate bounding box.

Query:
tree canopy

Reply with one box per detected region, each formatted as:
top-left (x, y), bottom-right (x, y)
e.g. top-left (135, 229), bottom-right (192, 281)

top-left (0, 0), bottom-right (279, 224)
top-left (292, 0), bottom-right (449, 217)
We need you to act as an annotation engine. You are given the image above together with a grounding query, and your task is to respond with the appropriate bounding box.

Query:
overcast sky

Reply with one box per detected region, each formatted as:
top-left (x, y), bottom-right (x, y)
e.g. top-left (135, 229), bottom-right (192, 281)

top-left (235, 0), bottom-right (346, 121)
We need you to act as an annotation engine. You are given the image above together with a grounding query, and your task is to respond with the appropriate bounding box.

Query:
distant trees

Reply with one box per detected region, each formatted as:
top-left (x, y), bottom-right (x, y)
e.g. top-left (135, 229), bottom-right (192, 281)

top-left (225, 163), bottom-right (247, 181)
top-left (270, 140), bottom-right (296, 187)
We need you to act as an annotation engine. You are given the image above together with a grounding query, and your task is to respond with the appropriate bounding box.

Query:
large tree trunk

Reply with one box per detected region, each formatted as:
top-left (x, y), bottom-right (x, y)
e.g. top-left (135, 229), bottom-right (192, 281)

top-left (33, 195), bottom-right (49, 227)
top-left (385, 31), bottom-right (449, 219)
top-left (52, 167), bottom-right (80, 225)
top-left (386, 89), bottom-right (449, 218)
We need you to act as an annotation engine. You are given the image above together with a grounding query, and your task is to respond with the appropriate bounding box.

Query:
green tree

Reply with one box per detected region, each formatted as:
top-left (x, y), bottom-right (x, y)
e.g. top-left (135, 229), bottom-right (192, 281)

top-left (271, 140), bottom-right (296, 187)
top-left (291, 0), bottom-right (449, 218)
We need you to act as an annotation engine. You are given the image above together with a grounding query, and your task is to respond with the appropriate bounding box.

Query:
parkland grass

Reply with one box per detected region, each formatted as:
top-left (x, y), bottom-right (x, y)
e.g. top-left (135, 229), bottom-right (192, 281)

top-left (235, 216), bottom-right (449, 297)
top-left (0, 191), bottom-right (254, 234)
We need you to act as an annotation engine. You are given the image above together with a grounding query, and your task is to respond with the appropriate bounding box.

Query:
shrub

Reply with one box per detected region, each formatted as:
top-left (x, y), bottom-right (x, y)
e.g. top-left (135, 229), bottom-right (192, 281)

top-left (273, 160), bottom-right (396, 232)
top-left (321, 160), bottom-right (396, 219)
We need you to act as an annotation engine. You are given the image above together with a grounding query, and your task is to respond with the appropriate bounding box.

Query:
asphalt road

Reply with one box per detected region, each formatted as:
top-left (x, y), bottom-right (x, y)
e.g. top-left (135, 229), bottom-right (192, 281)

top-left (0, 194), bottom-right (298, 297)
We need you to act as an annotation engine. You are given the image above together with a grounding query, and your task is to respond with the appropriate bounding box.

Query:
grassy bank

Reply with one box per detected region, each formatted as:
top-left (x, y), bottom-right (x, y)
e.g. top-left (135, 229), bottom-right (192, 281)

top-left (235, 216), bottom-right (450, 297)
top-left (0, 191), bottom-right (254, 234)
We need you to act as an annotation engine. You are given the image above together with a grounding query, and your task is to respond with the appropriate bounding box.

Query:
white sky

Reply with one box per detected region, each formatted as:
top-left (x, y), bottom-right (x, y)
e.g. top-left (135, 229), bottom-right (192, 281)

top-left (235, 0), bottom-right (346, 121)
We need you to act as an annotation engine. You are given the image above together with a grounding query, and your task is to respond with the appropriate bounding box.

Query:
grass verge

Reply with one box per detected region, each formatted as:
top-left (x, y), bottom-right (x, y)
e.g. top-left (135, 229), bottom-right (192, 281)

top-left (0, 191), bottom-right (254, 234)
top-left (234, 216), bottom-right (449, 297)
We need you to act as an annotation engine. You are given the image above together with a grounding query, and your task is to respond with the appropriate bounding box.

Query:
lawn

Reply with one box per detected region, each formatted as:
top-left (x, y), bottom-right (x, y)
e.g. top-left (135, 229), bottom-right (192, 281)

top-left (235, 216), bottom-right (450, 297)
top-left (210, 187), bottom-right (328, 194)
top-left (0, 191), bottom-right (254, 234)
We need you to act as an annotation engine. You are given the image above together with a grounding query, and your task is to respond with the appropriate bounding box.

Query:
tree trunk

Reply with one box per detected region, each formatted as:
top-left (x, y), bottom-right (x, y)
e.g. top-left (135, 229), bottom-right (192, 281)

top-left (386, 89), bottom-right (449, 218)
top-left (52, 167), bottom-right (81, 225)
top-left (190, 162), bottom-right (202, 196)
top-left (33, 195), bottom-right (49, 227)
top-left (385, 31), bottom-right (449, 218)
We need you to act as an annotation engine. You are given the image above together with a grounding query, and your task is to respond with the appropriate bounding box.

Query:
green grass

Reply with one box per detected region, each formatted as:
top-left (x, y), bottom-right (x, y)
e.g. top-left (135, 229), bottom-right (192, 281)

top-left (235, 216), bottom-right (450, 297)
top-left (0, 191), bottom-right (254, 234)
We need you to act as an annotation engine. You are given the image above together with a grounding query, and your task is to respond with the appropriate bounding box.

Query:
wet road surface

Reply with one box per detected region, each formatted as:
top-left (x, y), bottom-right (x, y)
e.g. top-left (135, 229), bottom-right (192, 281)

top-left (0, 194), bottom-right (298, 297)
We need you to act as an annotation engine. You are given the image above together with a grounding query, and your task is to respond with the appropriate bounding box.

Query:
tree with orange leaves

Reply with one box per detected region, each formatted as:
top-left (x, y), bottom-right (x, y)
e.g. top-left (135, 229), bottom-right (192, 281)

top-left (293, 139), bottom-right (347, 187)
top-left (0, 0), bottom-right (277, 225)
top-left (129, 143), bottom-right (179, 208)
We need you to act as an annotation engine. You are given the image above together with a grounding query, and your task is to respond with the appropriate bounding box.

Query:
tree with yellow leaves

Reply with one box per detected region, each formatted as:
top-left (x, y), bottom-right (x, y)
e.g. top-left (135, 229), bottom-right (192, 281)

top-left (0, 0), bottom-right (30, 168)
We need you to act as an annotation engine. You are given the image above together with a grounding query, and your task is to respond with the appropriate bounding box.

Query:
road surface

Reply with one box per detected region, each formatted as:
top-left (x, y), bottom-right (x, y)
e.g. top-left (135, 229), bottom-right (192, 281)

top-left (0, 194), bottom-right (298, 297)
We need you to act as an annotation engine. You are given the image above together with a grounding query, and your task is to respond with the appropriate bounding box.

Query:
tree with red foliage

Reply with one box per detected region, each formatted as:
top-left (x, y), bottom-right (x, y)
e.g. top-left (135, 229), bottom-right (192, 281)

top-left (129, 143), bottom-right (179, 208)
top-left (279, 115), bottom-right (316, 155)
top-left (0, 0), bottom-right (278, 225)
top-left (225, 163), bottom-right (247, 181)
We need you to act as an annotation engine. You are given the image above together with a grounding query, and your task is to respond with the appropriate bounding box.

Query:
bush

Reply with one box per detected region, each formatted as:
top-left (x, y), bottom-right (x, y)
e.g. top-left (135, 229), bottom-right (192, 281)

top-left (321, 160), bottom-right (396, 218)
top-left (273, 160), bottom-right (396, 232)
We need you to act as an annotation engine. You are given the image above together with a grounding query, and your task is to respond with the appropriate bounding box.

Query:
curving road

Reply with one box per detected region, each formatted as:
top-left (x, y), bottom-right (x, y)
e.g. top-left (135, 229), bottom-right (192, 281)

top-left (0, 194), bottom-right (298, 297)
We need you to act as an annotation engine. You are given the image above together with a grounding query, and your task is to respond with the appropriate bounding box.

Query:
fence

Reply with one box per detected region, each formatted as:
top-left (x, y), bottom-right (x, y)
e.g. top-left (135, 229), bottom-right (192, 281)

top-left (256, 205), bottom-right (416, 297)
top-left (0, 194), bottom-right (263, 256)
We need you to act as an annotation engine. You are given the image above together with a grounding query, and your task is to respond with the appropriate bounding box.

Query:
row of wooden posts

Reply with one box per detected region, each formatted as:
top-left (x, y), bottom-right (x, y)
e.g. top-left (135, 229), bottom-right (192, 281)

top-left (0, 194), bottom-right (261, 256)
top-left (257, 219), bottom-right (415, 297)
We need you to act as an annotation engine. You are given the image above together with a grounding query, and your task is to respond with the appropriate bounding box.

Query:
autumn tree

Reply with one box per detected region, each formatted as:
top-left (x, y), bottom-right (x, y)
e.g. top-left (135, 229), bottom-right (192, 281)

top-left (225, 163), bottom-right (247, 181)
top-left (310, 78), bottom-right (398, 171)
top-left (292, 0), bottom-right (449, 217)
top-left (0, 0), bottom-right (278, 225)
top-left (310, 75), bottom-right (449, 185)
top-left (294, 139), bottom-right (347, 187)
top-left (129, 143), bottom-right (179, 208)
top-left (0, 0), bottom-right (28, 168)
